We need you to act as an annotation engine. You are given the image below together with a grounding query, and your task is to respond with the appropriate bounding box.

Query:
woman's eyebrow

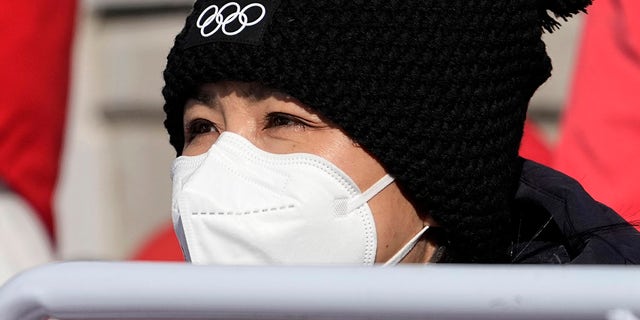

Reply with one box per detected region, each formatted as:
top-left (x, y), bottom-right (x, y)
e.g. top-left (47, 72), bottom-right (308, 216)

top-left (190, 91), bottom-right (220, 110)
top-left (239, 83), bottom-right (275, 101)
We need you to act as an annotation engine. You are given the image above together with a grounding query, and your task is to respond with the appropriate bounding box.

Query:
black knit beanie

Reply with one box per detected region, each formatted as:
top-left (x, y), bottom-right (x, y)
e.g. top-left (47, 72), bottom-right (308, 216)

top-left (162, 0), bottom-right (591, 263)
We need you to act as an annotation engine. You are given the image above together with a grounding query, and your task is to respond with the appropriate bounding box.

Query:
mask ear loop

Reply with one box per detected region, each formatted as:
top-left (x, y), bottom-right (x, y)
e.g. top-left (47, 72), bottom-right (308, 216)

top-left (344, 174), bottom-right (430, 265)
top-left (346, 174), bottom-right (395, 212)
top-left (383, 224), bottom-right (430, 266)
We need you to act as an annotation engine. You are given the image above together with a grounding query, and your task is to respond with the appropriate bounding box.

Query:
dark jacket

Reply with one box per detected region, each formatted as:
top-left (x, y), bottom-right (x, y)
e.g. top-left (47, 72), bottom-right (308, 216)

top-left (511, 159), bottom-right (640, 264)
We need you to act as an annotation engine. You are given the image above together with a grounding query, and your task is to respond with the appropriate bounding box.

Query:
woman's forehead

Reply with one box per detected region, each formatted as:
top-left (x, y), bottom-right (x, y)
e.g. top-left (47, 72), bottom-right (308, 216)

top-left (198, 82), bottom-right (276, 101)
top-left (191, 82), bottom-right (322, 117)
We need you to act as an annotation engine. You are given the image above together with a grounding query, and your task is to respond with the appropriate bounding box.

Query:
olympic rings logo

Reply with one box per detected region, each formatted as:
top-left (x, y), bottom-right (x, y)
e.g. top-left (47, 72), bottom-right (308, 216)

top-left (196, 2), bottom-right (267, 37)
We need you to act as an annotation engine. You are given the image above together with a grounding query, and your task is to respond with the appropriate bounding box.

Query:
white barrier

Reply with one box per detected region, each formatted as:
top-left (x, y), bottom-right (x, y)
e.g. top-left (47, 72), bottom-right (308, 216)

top-left (0, 262), bottom-right (638, 320)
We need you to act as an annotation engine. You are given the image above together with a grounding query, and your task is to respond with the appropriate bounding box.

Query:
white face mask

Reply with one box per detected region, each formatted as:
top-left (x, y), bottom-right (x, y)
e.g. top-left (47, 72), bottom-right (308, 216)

top-left (171, 132), bottom-right (428, 265)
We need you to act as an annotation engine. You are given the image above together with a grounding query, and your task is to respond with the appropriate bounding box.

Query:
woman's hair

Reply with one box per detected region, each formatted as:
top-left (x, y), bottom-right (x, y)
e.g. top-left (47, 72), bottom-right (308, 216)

top-left (162, 0), bottom-right (592, 262)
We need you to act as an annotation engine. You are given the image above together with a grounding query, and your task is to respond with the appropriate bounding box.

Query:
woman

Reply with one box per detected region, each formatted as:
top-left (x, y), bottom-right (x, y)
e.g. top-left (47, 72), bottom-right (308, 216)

top-left (163, 0), bottom-right (639, 264)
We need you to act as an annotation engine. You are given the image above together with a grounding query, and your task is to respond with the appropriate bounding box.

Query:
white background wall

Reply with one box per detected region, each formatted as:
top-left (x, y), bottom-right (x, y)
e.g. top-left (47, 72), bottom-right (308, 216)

top-left (54, 0), bottom-right (586, 260)
top-left (57, 1), bottom-right (192, 260)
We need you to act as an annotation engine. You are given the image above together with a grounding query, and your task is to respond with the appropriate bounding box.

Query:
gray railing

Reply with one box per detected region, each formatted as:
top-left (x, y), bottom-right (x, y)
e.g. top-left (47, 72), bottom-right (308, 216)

top-left (0, 262), bottom-right (638, 320)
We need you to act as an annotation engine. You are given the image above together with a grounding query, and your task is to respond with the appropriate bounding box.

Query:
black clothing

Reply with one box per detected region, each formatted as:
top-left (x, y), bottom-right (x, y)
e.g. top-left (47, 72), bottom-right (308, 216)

top-left (511, 159), bottom-right (639, 263)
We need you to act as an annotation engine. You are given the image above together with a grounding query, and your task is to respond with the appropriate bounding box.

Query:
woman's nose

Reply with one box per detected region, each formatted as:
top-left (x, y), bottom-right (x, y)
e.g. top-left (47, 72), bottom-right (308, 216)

top-left (221, 109), bottom-right (260, 145)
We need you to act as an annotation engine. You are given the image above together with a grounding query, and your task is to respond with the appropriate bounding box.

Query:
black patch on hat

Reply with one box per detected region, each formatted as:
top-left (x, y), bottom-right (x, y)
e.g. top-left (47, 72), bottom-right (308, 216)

top-left (184, 0), bottom-right (279, 48)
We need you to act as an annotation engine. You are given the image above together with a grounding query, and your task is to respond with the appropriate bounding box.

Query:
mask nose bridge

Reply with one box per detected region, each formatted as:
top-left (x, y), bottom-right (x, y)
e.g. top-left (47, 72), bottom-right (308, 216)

top-left (211, 132), bottom-right (291, 191)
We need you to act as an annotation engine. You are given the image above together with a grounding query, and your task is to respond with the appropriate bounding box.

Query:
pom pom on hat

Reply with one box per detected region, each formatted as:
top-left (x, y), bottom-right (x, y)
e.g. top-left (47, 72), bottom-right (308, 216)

top-left (539, 0), bottom-right (592, 32)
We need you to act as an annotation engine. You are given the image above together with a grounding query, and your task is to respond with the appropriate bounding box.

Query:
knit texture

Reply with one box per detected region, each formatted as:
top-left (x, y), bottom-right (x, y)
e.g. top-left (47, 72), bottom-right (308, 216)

top-left (163, 0), bottom-right (591, 262)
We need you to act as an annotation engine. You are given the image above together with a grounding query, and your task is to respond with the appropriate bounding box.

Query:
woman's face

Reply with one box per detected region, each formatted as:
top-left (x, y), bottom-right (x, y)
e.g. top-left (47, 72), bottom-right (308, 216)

top-left (181, 82), bottom-right (436, 263)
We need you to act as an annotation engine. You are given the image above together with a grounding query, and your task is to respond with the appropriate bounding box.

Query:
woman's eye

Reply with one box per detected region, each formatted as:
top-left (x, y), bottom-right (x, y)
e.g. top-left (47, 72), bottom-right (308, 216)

top-left (186, 118), bottom-right (218, 142)
top-left (265, 112), bottom-right (309, 130)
